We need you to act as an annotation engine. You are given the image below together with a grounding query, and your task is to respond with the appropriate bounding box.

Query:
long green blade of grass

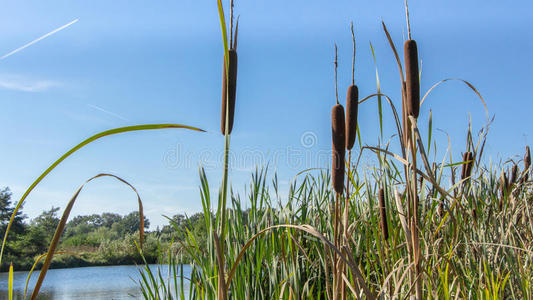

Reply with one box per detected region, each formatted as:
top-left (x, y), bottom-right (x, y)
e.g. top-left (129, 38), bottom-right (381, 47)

top-left (370, 42), bottom-right (384, 138)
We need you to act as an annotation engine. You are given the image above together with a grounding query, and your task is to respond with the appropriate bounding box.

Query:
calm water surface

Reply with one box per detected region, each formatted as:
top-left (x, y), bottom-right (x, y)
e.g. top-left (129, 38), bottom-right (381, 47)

top-left (0, 264), bottom-right (191, 299)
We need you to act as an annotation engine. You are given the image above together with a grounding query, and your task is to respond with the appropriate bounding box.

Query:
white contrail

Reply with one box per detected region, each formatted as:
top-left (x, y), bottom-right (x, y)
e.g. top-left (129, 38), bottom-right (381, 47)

top-left (1, 18), bottom-right (79, 60)
top-left (87, 104), bottom-right (129, 121)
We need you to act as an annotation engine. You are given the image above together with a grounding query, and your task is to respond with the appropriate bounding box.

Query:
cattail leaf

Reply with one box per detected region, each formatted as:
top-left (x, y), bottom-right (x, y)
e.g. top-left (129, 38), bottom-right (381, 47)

top-left (370, 42), bottom-right (383, 137)
top-left (0, 123), bottom-right (204, 266)
top-left (30, 173), bottom-right (144, 300)
top-left (381, 22), bottom-right (405, 84)
top-left (216, 0), bottom-right (230, 66)
top-left (356, 124), bottom-right (362, 150)
top-left (427, 109), bottom-right (433, 153)
top-left (24, 251), bottom-right (76, 299)
top-left (443, 160), bottom-right (472, 168)
top-left (233, 16), bottom-right (239, 50)
top-left (8, 264), bottom-right (13, 300)
top-left (420, 78), bottom-right (488, 117)
top-left (359, 92), bottom-right (403, 150)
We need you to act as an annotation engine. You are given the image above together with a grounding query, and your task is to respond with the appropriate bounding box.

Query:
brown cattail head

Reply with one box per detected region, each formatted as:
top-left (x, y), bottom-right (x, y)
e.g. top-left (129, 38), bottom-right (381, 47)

top-left (500, 171), bottom-right (509, 197)
top-left (378, 188), bottom-right (389, 240)
top-left (345, 85), bottom-right (359, 150)
top-left (331, 104), bottom-right (346, 194)
top-left (525, 146), bottom-right (531, 178)
top-left (221, 48), bottom-right (238, 135)
top-left (510, 164), bottom-right (518, 185)
top-left (499, 171), bottom-right (509, 210)
top-left (404, 40), bottom-right (420, 119)
top-left (461, 152), bottom-right (474, 181)
top-left (466, 152), bottom-right (474, 178)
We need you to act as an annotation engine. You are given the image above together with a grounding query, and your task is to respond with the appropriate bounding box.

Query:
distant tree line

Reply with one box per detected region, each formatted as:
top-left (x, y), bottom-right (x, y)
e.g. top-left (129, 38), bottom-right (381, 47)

top-left (0, 186), bottom-right (207, 272)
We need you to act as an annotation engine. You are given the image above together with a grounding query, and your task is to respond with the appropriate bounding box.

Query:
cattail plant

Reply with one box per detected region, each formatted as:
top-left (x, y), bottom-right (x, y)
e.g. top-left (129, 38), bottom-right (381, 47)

top-left (331, 45), bottom-right (346, 194)
top-left (343, 24), bottom-right (358, 255)
top-left (345, 23), bottom-right (358, 151)
top-left (404, 39), bottom-right (419, 119)
top-left (510, 164), bottom-right (518, 185)
top-left (378, 187), bottom-right (389, 240)
top-left (524, 146), bottom-right (531, 182)
top-left (499, 171), bottom-right (509, 210)
top-left (216, 2), bottom-right (240, 300)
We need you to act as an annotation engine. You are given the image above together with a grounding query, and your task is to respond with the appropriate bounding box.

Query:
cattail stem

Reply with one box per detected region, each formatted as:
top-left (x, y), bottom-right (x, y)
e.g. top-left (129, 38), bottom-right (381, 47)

top-left (344, 150), bottom-right (352, 240)
top-left (351, 22), bottom-right (356, 86)
top-left (334, 44), bottom-right (339, 105)
top-left (404, 0), bottom-right (411, 40)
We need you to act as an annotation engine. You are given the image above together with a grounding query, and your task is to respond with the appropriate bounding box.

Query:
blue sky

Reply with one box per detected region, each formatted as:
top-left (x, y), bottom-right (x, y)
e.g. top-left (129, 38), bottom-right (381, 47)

top-left (1, 0), bottom-right (532, 228)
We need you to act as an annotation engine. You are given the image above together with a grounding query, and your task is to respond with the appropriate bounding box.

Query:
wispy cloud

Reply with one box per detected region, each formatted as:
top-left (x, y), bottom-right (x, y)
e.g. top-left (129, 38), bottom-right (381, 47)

top-left (1, 19), bottom-right (79, 60)
top-left (0, 74), bottom-right (60, 92)
top-left (87, 104), bottom-right (129, 121)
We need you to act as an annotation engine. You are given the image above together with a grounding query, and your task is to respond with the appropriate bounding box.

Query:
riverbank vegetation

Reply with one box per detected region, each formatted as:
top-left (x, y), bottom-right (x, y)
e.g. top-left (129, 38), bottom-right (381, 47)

top-left (0, 188), bottom-right (208, 272)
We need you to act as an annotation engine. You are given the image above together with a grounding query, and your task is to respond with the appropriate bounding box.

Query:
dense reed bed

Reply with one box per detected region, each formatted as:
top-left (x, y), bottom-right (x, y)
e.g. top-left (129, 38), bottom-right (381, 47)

top-left (140, 153), bottom-right (533, 299)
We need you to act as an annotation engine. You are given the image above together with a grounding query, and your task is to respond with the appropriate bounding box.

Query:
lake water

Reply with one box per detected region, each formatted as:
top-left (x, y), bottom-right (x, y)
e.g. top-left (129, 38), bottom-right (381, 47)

top-left (0, 264), bottom-right (191, 299)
